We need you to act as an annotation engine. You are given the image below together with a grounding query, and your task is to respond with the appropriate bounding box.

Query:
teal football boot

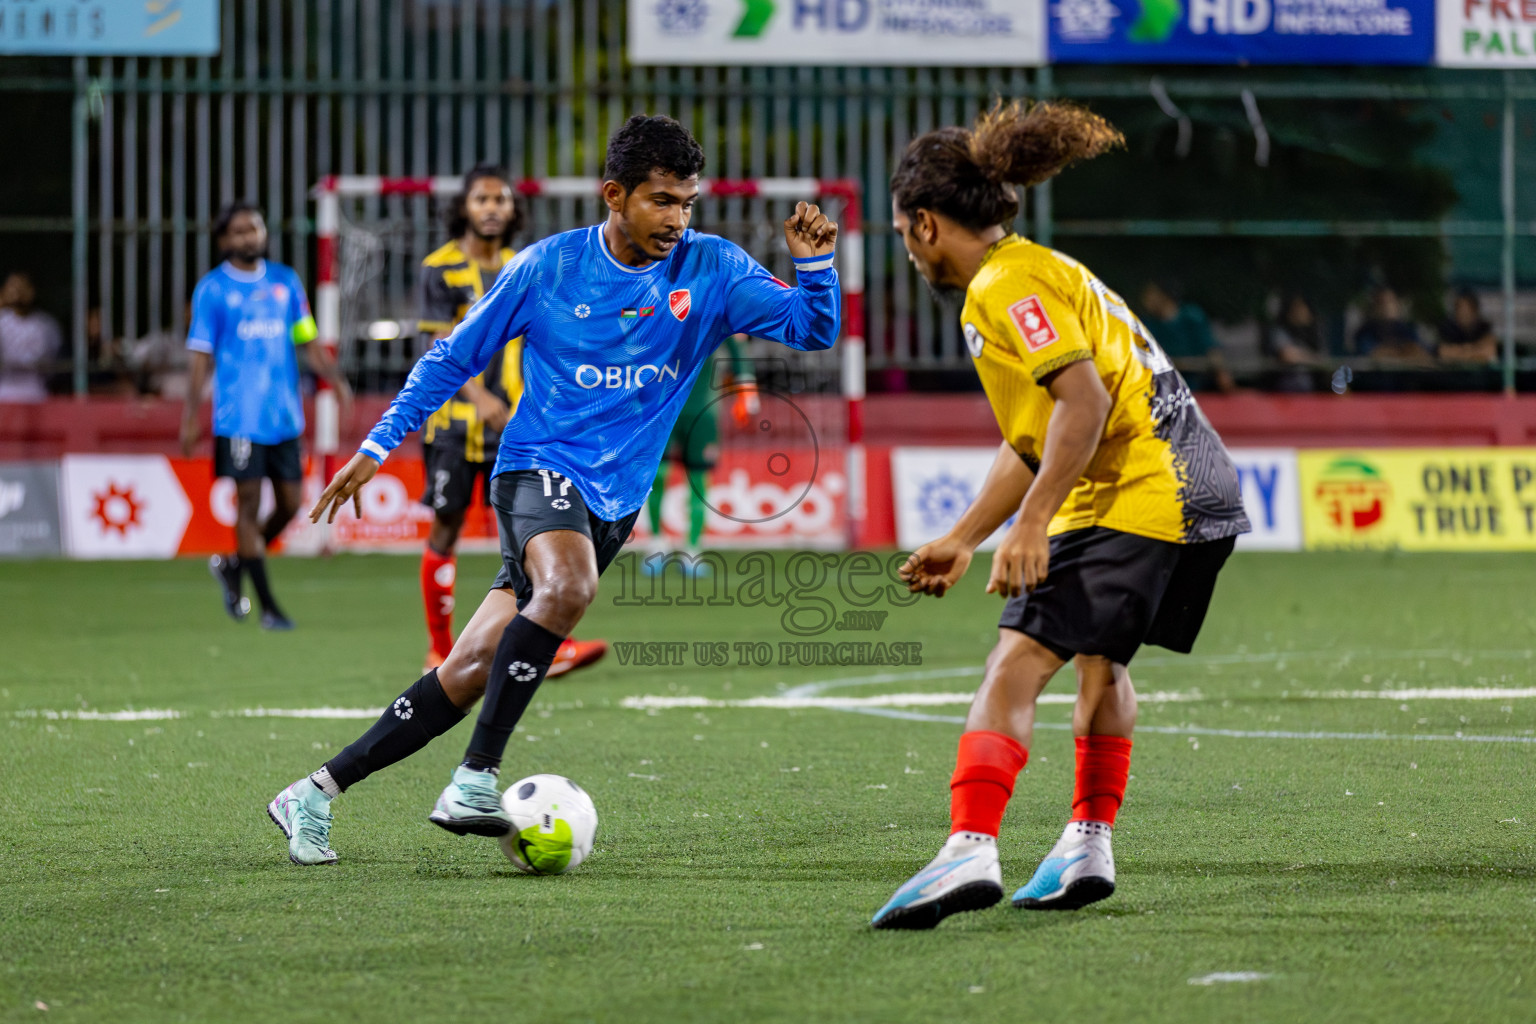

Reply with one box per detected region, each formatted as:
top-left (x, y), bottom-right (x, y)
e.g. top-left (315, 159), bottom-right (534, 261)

top-left (428, 765), bottom-right (513, 837)
top-left (267, 777), bottom-right (339, 866)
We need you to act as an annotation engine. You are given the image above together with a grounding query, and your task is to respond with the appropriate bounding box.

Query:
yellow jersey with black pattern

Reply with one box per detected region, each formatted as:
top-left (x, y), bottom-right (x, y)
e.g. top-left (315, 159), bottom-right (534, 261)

top-left (417, 239), bottom-right (524, 463)
top-left (960, 234), bottom-right (1249, 545)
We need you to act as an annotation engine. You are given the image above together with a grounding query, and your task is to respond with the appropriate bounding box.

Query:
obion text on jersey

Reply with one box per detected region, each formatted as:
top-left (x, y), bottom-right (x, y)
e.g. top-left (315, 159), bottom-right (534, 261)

top-left (572, 361), bottom-right (681, 390)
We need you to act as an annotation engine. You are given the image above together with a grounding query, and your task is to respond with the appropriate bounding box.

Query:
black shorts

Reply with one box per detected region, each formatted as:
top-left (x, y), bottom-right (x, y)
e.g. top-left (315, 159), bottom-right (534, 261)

top-left (489, 469), bottom-right (641, 609)
top-left (214, 436), bottom-right (302, 483)
top-left (420, 442), bottom-right (493, 517)
top-left (998, 525), bottom-right (1236, 665)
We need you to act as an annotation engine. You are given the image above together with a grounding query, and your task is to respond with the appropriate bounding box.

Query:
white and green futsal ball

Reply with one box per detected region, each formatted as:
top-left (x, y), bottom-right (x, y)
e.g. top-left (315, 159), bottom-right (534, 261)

top-left (498, 774), bottom-right (597, 875)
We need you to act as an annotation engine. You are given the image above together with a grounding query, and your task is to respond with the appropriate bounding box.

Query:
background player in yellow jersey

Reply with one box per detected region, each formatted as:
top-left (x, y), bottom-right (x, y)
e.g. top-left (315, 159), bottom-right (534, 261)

top-left (416, 165), bottom-right (608, 677)
top-left (871, 102), bottom-right (1250, 930)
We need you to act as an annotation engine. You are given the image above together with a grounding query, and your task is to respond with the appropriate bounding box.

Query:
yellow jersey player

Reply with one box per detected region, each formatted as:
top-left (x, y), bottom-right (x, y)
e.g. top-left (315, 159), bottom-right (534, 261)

top-left (872, 101), bottom-right (1250, 929)
top-left (416, 165), bottom-right (608, 678)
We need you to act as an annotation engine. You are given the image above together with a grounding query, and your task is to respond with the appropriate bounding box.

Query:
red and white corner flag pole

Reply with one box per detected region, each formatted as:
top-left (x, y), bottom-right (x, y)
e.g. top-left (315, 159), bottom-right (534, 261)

top-left (826, 181), bottom-right (866, 551)
top-left (312, 177), bottom-right (343, 549)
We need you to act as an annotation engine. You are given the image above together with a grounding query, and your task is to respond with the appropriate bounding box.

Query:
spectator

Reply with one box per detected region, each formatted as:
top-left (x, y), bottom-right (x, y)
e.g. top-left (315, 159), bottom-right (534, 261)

top-left (84, 308), bottom-right (136, 396)
top-left (1353, 286), bottom-right (1432, 364)
top-left (1265, 293), bottom-right (1326, 393)
top-left (125, 303), bottom-right (194, 399)
top-left (0, 272), bottom-right (62, 403)
top-left (1437, 288), bottom-right (1498, 365)
top-left (1139, 279), bottom-right (1236, 393)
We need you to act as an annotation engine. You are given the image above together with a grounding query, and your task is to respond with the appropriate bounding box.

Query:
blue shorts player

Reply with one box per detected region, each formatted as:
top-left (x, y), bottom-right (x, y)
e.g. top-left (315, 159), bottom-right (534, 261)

top-left (181, 201), bottom-right (351, 631)
top-left (266, 115), bottom-right (840, 865)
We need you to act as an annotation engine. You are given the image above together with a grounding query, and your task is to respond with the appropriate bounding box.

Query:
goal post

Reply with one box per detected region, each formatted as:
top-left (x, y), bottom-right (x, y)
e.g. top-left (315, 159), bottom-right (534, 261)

top-left (311, 175), bottom-right (867, 547)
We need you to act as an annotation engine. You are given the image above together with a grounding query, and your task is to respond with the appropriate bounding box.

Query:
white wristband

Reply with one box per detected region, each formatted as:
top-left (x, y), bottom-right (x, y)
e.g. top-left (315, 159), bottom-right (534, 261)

top-left (360, 439), bottom-right (390, 464)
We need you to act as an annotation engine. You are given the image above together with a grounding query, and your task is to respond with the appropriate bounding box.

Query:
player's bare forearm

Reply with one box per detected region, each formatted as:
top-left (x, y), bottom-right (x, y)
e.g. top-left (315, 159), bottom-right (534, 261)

top-left (988, 363), bottom-right (1109, 598)
top-left (1017, 361), bottom-right (1110, 530)
top-left (180, 351), bottom-right (213, 456)
top-left (305, 342), bottom-right (348, 393)
top-left (903, 442), bottom-right (1027, 598)
top-left (183, 351), bottom-right (211, 415)
top-left (948, 440), bottom-right (1035, 549)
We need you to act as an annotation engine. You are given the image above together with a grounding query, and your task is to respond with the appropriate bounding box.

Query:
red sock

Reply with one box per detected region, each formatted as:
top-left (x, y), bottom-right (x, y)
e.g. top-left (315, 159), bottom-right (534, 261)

top-left (1072, 735), bottom-right (1133, 826)
top-left (949, 730), bottom-right (1028, 837)
top-left (420, 546), bottom-right (457, 661)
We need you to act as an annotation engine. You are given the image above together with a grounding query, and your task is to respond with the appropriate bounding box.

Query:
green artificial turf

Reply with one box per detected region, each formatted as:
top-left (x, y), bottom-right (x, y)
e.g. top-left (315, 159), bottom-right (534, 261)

top-left (1, 550), bottom-right (1533, 1023)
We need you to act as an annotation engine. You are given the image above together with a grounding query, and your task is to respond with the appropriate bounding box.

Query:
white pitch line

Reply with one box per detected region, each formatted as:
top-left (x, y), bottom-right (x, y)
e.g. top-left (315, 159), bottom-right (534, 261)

top-left (214, 707), bottom-right (387, 719)
top-left (11, 682), bottom-right (1536, 725)
top-left (623, 686), bottom-right (1536, 711)
top-left (1189, 972), bottom-right (1274, 986)
top-left (9, 708), bottom-right (183, 721)
top-left (768, 707), bottom-right (1536, 742)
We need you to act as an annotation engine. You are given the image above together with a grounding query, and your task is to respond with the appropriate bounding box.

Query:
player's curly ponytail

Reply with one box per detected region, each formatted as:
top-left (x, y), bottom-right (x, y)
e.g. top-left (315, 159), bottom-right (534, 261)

top-left (891, 100), bottom-right (1123, 232)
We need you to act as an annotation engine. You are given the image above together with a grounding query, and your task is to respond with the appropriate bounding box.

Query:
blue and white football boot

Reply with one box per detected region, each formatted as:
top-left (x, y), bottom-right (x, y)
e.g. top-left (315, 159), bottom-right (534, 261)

top-left (1012, 820), bottom-right (1115, 910)
top-left (871, 832), bottom-right (1004, 930)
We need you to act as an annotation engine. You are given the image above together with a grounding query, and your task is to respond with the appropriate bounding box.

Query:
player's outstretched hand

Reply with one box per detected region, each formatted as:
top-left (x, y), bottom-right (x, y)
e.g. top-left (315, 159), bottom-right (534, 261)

top-left (987, 520), bottom-right (1050, 599)
top-left (900, 536), bottom-right (974, 598)
top-left (783, 201), bottom-right (837, 260)
top-left (310, 452), bottom-right (378, 524)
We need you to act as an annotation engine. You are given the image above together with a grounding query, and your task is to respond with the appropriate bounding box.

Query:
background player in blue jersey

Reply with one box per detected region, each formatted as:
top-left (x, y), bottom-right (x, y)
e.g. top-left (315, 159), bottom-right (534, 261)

top-left (265, 115), bottom-right (839, 865)
top-left (181, 202), bottom-right (351, 630)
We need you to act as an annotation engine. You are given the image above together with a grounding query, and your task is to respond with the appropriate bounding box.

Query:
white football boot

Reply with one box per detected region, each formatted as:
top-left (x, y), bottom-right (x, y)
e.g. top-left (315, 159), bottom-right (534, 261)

top-left (1012, 820), bottom-right (1116, 910)
top-left (871, 832), bottom-right (1004, 930)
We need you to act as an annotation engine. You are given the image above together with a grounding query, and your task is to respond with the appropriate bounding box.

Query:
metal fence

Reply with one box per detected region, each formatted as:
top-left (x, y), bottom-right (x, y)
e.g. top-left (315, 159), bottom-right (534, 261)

top-left (4, 0), bottom-right (1534, 393)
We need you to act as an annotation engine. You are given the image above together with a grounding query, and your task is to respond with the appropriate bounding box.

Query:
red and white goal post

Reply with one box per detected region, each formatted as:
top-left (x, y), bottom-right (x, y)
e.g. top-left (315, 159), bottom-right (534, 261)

top-left (311, 175), bottom-right (868, 547)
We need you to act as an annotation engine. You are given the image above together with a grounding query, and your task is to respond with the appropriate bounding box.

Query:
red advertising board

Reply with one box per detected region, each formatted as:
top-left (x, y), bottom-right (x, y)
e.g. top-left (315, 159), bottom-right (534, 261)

top-left (60, 449), bottom-right (848, 558)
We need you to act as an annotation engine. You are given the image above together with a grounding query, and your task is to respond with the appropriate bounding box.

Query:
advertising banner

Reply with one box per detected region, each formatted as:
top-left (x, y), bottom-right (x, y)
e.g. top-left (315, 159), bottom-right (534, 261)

top-left (1229, 447), bottom-right (1303, 550)
top-left (0, 462), bottom-right (62, 557)
top-left (60, 455), bottom-right (193, 559)
top-left (1436, 0), bottom-right (1536, 67)
top-left (0, 1), bottom-right (219, 55)
top-left (1049, 0), bottom-right (1434, 64)
top-left (892, 447), bottom-right (1017, 552)
top-left (43, 447), bottom-right (847, 560)
top-left (1299, 448), bottom-right (1536, 550)
top-left (893, 446), bottom-right (1301, 551)
top-left (629, 0), bottom-right (1046, 66)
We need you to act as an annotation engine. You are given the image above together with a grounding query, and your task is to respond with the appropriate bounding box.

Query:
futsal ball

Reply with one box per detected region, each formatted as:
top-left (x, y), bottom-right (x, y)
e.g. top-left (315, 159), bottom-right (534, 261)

top-left (498, 774), bottom-right (598, 875)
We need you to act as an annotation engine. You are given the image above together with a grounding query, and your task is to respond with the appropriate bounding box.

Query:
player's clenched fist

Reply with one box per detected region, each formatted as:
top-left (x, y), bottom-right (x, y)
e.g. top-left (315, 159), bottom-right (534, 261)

top-left (783, 201), bottom-right (837, 259)
top-left (310, 452), bottom-right (379, 524)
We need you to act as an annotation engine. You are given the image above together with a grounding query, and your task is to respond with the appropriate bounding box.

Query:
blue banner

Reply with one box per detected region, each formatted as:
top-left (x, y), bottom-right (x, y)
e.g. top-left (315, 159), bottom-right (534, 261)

top-left (1049, 0), bottom-right (1435, 64)
top-left (0, 1), bottom-right (218, 55)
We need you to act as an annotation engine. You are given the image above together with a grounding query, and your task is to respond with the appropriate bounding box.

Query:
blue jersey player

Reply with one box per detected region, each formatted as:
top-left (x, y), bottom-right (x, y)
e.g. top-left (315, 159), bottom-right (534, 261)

top-left (182, 202), bottom-right (351, 631)
top-left (266, 115), bottom-right (840, 865)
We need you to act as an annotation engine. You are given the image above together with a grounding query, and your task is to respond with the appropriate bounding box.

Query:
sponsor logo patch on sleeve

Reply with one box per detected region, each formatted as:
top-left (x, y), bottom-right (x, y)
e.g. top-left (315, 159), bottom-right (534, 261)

top-left (1006, 295), bottom-right (1060, 352)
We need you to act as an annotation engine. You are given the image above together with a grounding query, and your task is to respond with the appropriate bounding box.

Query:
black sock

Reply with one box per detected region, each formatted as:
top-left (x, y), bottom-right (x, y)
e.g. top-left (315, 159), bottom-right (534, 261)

top-left (244, 556), bottom-right (280, 614)
top-left (323, 670), bottom-right (467, 791)
top-left (462, 616), bottom-right (566, 772)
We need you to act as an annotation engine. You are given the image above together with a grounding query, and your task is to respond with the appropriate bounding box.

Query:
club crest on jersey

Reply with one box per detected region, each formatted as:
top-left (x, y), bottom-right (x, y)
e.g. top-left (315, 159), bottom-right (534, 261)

top-left (669, 289), bottom-right (691, 321)
top-left (962, 322), bottom-right (985, 359)
top-left (1007, 295), bottom-right (1060, 352)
